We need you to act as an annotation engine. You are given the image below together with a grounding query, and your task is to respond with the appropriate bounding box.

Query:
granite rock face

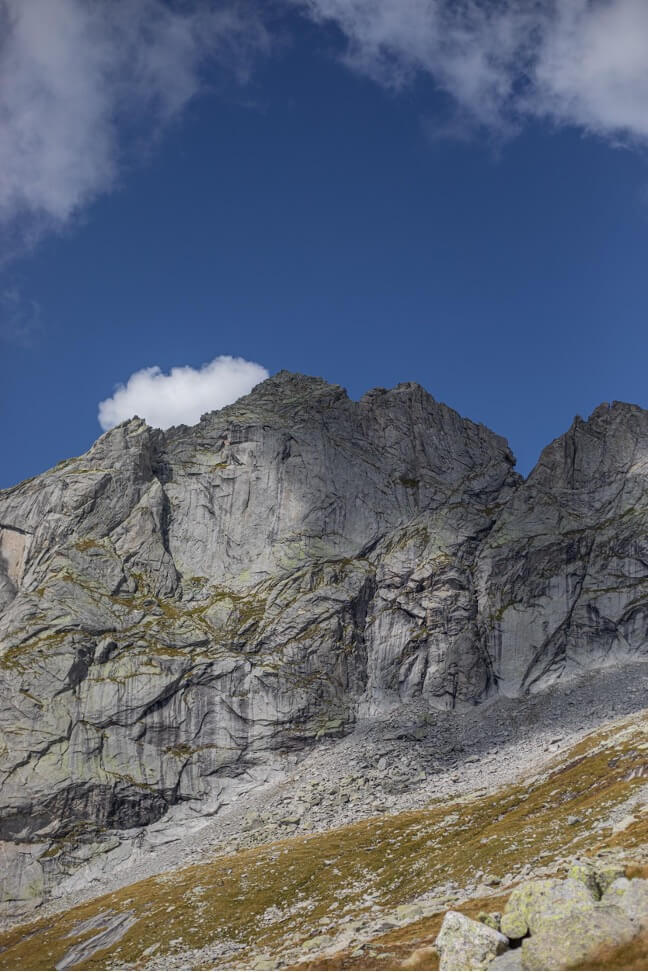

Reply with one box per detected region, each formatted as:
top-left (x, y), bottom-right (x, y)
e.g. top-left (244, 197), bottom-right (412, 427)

top-left (1, 373), bottom-right (648, 914)
top-left (476, 402), bottom-right (648, 695)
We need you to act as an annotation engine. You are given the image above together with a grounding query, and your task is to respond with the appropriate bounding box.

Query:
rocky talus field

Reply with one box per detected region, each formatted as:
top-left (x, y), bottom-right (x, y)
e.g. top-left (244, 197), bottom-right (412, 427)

top-left (2, 372), bottom-right (648, 969)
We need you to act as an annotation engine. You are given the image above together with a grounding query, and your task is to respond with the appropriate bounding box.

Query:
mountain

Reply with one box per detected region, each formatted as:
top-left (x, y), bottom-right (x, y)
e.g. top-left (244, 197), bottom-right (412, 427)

top-left (2, 372), bottom-right (648, 919)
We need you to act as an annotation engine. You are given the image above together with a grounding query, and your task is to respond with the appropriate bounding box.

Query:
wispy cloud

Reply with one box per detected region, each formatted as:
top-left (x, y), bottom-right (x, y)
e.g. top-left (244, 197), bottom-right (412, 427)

top-left (98, 355), bottom-right (269, 430)
top-left (3, 0), bottom-right (648, 261)
top-left (292, 0), bottom-right (648, 145)
top-left (0, 0), bottom-right (271, 256)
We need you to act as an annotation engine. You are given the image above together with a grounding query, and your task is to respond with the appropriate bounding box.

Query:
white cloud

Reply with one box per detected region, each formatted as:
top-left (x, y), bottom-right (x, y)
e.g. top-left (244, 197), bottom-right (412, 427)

top-left (293, 0), bottom-right (648, 144)
top-left (3, 0), bottom-right (647, 262)
top-left (531, 0), bottom-right (648, 140)
top-left (98, 355), bottom-right (269, 431)
top-left (0, 0), bottom-right (270, 253)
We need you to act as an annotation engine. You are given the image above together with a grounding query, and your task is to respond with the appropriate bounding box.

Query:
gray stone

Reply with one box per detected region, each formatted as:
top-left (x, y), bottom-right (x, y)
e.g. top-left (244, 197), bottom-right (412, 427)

top-left (521, 904), bottom-right (637, 971)
top-left (488, 948), bottom-right (525, 970)
top-left (55, 910), bottom-right (137, 970)
top-left (302, 934), bottom-right (333, 950)
top-left (602, 877), bottom-right (648, 924)
top-left (395, 903), bottom-right (426, 922)
top-left (435, 910), bottom-right (509, 970)
top-left (500, 878), bottom-right (597, 939)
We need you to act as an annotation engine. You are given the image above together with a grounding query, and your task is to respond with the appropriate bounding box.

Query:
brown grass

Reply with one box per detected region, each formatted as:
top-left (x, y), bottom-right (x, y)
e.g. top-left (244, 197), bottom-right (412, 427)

top-left (294, 893), bottom-right (511, 971)
top-left (2, 715), bottom-right (648, 970)
top-left (569, 931), bottom-right (648, 970)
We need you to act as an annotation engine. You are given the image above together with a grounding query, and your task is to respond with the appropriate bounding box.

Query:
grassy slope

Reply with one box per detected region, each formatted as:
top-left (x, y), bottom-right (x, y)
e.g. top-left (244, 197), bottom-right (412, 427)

top-left (3, 712), bottom-right (648, 970)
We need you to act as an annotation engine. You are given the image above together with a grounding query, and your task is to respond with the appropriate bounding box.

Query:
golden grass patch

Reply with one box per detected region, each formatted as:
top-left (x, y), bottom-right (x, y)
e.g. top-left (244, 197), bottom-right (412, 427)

top-left (2, 715), bottom-right (648, 969)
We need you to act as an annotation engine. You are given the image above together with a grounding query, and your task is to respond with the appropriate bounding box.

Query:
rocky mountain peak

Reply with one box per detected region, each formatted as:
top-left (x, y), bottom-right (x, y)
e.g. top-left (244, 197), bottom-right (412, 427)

top-left (199, 370), bottom-right (349, 428)
top-left (522, 398), bottom-right (648, 510)
top-left (2, 378), bottom-right (648, 918)
top-left (250, 368), bottom-right (347, 401)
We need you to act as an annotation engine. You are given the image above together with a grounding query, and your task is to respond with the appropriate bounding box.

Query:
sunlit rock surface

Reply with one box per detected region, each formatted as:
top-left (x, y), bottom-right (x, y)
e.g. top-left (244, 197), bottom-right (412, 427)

top-left (1, 373), bottom-right (647, 915)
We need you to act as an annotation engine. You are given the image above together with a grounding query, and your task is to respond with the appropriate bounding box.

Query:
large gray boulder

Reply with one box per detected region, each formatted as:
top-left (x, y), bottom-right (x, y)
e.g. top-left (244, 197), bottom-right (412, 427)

top-left (435, 910), bottom-right (509, 970)
top-left (521, 904), bottom-right (637, 970)
top-left (491, 876), bottom-right (648, 970)
top-left (499, 877), bottom-right (598, 939)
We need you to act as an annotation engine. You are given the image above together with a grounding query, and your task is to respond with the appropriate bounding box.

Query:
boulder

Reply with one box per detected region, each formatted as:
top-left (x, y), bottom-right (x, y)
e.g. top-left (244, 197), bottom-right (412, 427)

top-left (500, 878), bottom-right (597, 939)
top-left (521, 904), bottom-right (637, 971)
top-left (435, 910), bottom-right (509, 971)
top-left (488, 949), bottom-right (525, 970)
top-left (602, 877), bottom-right (648, 925)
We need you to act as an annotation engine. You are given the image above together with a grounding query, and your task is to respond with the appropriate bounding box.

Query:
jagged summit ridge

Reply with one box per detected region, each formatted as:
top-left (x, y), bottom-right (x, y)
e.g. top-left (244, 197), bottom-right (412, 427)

top-left (1, 374), bottom-right (648, 916)
top-left (1, 372), bottom-right (515, 596)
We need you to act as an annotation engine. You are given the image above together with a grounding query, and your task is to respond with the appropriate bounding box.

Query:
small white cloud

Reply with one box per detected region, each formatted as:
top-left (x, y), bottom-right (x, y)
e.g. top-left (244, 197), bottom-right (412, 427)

top-left (0, 0), bottom-right (271, 255)
top-left (98, 355), bottom-right (269, 431)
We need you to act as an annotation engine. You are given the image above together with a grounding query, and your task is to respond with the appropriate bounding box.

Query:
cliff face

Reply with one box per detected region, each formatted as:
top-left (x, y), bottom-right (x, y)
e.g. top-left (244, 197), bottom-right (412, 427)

top-left (476, 401), bottom-right (648, 696)
top-left (1, 373), bottom-right (647, 915)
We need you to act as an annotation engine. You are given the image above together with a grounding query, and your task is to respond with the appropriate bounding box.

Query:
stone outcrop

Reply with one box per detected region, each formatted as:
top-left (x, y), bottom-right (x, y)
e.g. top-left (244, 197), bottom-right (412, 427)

top-left (519, 905), bottom-right (637, 971)
top-left (436, 910), bottom-right (508, 970)
top-left (433, 869), bottom-right (648, 971)
top-left (499, 877), bottom-right (598, 938)
top-left (1, 372), bottom-right (648, 915)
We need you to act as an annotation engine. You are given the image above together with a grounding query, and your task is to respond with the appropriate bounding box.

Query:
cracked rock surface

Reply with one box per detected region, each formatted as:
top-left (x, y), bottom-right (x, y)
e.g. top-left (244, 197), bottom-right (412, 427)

top-left (1, 372), bottom-right (648, 916)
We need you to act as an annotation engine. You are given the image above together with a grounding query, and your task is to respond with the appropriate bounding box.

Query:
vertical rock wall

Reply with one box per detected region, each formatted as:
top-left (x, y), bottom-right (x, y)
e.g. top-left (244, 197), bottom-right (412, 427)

top-left (1, 375), bottom-right (648, 913)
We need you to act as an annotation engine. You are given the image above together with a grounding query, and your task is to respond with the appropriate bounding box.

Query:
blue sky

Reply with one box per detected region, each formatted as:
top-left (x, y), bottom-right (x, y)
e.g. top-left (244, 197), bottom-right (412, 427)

top-left (2, 0), bottom-right (648, 487)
